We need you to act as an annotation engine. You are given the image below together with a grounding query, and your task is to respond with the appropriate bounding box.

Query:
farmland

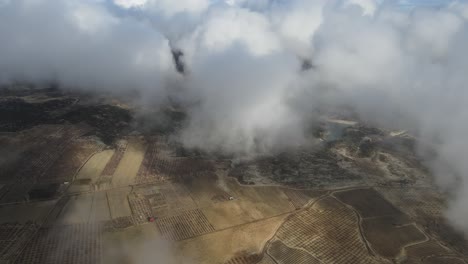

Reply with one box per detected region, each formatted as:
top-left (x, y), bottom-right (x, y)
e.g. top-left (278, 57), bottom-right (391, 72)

top-left (0, 89), bottom-right (467, 264)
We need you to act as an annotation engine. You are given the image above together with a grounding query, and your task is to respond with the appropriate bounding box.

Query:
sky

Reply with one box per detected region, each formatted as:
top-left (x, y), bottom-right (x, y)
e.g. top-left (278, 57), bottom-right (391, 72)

top-left (109, 0), bottom-right (454, 9)
top-left (397, 0), bottom-right (452, 7)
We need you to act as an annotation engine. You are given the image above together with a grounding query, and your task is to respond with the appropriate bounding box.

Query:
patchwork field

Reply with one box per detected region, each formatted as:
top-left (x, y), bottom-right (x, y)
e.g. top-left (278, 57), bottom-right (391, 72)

top-left (0, 91), bottom-right (467, 264)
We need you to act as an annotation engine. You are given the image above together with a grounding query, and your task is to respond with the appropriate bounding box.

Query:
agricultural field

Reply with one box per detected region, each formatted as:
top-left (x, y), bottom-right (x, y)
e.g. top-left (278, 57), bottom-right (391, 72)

top-left (267, 240), bottom-right (321, 264)
top-left (67, 149), bottom-right (114, 193)
top-left (0, 89), bottom-right (467, 264)
top-left (112, 138), bottom-right (146, 187)
top-left (274, 196), bottom-right (381, 263)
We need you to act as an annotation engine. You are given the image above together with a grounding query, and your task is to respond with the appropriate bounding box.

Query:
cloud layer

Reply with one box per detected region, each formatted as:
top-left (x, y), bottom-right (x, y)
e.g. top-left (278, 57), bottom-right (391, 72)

top-left (1, 0), bottom-right (468, 234)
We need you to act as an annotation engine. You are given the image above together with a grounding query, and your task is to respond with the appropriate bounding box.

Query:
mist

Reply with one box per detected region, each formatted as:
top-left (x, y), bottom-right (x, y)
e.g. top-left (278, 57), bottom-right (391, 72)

top-left (2, 0), bottom-right (468, 236)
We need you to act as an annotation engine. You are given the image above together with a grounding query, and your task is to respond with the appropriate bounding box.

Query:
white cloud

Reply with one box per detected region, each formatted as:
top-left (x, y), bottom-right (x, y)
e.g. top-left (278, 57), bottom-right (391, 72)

top-left (113, 0), bottom-right (148, 9)
top-left (193, 7), bottom-right (281, 56)
top-left (345, 0), bottom-right (378, 16)
top-left (270, 0), bottom-right (326, 58)
top-left (0, 0), bottom-right (174, 93)
top-left (131, 0), bottom-right (210, 17)
top-left (70, 2), bottom-right (118, 33)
